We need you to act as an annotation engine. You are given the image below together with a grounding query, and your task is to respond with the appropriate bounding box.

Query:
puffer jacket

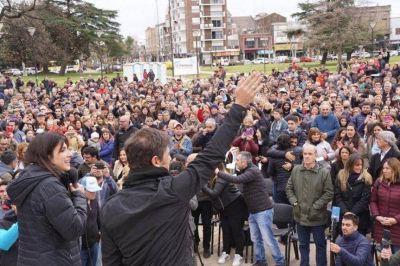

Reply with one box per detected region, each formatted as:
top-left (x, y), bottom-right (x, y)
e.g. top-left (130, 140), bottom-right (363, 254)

top-left (202, 178), bottom-right (241, 211)
top-left (286, 164), bottom-right (333, 226)
top-left (370, 179), bottom-right (400, 245)
top-left (218, 164), bottom-right (273, 214)
top-left (7, 164), bottom-right (87, 266)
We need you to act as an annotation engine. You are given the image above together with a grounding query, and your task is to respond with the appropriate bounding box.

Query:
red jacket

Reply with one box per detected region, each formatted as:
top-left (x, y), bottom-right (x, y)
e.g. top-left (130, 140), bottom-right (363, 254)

top-left (232, 137), bottom-right (259, 162)
top-left (370, 179), bottom-right (400, 245)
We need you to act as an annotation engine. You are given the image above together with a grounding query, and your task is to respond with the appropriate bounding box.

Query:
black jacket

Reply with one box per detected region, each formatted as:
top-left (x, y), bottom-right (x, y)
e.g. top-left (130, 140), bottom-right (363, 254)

top-left (7, 164), bottom-right (87, 266)
top-left (218, 164), bottom-right (273, 214)
top-left (267, 150), bottom-right (292, 192)
top-left (0, 210), bottom-right (18, 266)
top-left (101, 104), bottom-right (247, 266)
top-left (202, 178), bottom-right (241, 211)
top-left (113, 125), bottom-right (138, 159)
top-left (368, 147), bottom-right (400, 181)
top-left (334, 176), bottom-right (372, 233)
top-left (82, 199), bottom-right (100, 250)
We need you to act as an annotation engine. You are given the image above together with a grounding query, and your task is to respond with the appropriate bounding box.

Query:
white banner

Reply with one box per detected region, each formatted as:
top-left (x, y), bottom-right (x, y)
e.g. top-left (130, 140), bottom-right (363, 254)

top-left (173, 56), bottom-right (198, 76)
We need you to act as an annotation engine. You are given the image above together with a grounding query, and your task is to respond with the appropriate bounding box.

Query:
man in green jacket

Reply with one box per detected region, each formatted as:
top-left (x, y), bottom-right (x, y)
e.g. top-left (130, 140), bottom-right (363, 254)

top-left (286, 144), bottom-right (333, 266)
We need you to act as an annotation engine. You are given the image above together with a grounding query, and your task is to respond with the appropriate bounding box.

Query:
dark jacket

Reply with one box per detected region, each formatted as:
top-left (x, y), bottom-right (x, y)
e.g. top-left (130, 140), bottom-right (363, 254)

top-left (101, 104), bottom-right (247, 266)
top-left (218, 164), bottom-right (273, 214)
top-left (202, 178), bottom-right (241, 211)
top-left (7, 164), bottom-right (87, 266)
top-left (100, 139), bottom-right (114, 165)
top-left (0, 210), bottom-right (18, 266)
top-left (368, 147), bottom-right (400, 181)
top-left (335, 231), bottom-right (374, 266)
top-left (82, 199), bottom-right (100, 250)
top-left (267, 150), bottom-right (294, 192)
top-left (113, 125), bottom-right (137, 159)
top-left (334, 172), bottom-right (372, 233)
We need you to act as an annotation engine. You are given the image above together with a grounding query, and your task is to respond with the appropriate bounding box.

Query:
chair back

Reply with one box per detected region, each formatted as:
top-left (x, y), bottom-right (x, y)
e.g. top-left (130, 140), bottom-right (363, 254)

top-left (273, 203), bottom-right (294, 227)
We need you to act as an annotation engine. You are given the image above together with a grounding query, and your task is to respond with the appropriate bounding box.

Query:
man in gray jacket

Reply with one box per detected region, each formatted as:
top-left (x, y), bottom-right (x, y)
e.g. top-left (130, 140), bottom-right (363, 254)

top-left (218, 151), bottom-right (284, 266)
top-left (286, 144), bottom-right (333, 266)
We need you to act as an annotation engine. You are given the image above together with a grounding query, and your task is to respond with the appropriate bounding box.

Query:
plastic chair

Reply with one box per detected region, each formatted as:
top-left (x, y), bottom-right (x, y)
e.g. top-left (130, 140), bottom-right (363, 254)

top-left (272, 203), bottom-right (295, 266)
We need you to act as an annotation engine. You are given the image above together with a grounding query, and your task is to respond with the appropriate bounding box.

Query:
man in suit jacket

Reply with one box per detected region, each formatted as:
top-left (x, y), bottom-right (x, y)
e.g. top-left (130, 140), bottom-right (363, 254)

top-left (368, 131), bottom-right (400, 181)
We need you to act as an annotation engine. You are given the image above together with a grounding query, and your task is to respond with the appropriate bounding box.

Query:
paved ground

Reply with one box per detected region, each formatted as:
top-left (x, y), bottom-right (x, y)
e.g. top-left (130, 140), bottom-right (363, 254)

top-left (193, 225), bottom-right (344, 266)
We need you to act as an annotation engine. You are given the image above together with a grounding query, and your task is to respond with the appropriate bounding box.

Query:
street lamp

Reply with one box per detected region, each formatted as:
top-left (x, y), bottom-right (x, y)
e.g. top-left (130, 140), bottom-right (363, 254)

top-left (27, 27), bottom-right (38, 87)
top-left (369, 21), bottom-right (376, 55)
top-left (96, 30), bottom-right (104, 80)
top-left (193, 30), bottom-right (200, 78)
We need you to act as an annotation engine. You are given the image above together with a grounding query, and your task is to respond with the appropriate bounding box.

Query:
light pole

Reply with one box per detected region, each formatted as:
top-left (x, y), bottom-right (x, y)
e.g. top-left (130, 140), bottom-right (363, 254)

top-left (369, 21), bottom-right (376, 55)
top-left (96, 30), bottom-right (104, 80)
top-left (168, 0), bottom-right (175, 77)
top-left (27, 27), bottom-right (38, 87)
top-left (194, 30), bottom-right (200, 78)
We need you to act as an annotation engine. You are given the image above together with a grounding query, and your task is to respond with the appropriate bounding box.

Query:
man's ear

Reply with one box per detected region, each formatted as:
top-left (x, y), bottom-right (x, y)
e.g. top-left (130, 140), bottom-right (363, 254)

top-left (151, 155), bottom-right (161, 167)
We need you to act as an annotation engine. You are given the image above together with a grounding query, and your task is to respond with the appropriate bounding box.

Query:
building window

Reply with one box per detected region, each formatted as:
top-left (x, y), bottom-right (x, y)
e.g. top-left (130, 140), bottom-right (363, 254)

top-left (212, 0), bottom-right (223, 3)
top-left (212, 31), bottom-right (224, 39)
top-left (245, 39), bottom-right (255, 48)
top-left (210, 11), bottom-right (223, 17)
top-left (396, 28), bottom-right (400, 35)
top-left (212, 20), bottom-right (222, 27)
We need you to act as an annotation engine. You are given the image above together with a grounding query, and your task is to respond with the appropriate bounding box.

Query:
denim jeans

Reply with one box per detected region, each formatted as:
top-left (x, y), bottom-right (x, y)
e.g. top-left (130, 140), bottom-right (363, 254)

top-left (81, 241), bottom-right (99, 266)
top-left (248, 208), bottom-right (285, 265)
top-left (296, 224), bottom-right (327, 266)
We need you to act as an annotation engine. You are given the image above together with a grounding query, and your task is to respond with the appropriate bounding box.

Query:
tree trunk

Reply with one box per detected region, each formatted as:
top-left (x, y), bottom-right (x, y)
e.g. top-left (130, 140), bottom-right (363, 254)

top-left (346, 51), bottom-right (351, 61)
top-left (59, 64), bottom-right (66, 75)
top-left (320, 51), bottom-right (328, 65)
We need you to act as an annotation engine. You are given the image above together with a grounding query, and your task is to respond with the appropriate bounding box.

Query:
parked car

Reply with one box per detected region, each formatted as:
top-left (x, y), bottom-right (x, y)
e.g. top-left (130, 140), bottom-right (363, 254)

top-left (300, 56), bottom-right (313, 62)
top-left (241, 59), bottom-right (252, 65)
top-left (252, 58), bottom-right (269, 64)
top-left (3, 68), bottom-right (22, 76)
top-left (274, 56), bottom-right (289, 63)
top-left (228, 59), bottom-right (240, 66)
top-left (25, 67), bottom-right (41, 75)
top-left (390, 50), bottom-right (399, 56)
top-left (65, 65), bottom-right (79, 73)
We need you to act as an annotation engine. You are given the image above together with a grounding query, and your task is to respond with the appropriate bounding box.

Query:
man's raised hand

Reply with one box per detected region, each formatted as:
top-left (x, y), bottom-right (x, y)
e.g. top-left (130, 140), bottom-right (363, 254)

top-left (235, 72), bottom-right (263, 107)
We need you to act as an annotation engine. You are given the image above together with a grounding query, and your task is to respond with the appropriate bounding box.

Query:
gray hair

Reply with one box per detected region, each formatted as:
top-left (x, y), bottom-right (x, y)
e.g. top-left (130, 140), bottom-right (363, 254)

top-left (205, 118), bottom-right (216, 126)
top-left (378, 131), bottom-right (397, 147)
top-left (237, 151), bottom-right (253, 164)
top-left (303, 143), bottom-right (317, 155)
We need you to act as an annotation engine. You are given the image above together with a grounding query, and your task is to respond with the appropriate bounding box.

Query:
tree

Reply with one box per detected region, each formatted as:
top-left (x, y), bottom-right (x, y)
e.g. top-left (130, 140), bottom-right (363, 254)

top-left (285, 28), bottom-right (305, 58)
top-left (42, 0), bottom-right (120, 74)
top-left (0, 0), bottom-right (40, 22)
top-left (293, 0), bottom-right (369, 65)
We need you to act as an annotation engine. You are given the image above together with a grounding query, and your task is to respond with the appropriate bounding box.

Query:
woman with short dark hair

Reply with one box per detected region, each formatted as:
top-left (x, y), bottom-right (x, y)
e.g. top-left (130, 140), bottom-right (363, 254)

top-left (7, 133), bottom-right (87, 266)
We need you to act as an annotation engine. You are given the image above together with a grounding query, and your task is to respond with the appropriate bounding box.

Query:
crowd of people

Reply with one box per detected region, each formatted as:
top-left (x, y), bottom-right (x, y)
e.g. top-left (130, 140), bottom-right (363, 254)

top-left (0, 50), bottom-right (400, 266)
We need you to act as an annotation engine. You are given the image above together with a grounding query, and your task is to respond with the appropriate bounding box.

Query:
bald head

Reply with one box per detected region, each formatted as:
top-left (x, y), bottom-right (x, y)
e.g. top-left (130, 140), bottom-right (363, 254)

top-left (119, 115), bottom-right (130, 130)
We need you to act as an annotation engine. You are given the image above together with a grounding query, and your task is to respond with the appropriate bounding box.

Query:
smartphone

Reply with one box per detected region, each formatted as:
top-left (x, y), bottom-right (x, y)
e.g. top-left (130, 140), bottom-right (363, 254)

top-left (382, 229), bottom-right (391, 249)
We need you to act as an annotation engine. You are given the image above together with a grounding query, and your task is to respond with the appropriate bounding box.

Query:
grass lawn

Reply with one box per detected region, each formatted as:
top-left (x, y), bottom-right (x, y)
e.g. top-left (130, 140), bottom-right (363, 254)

top-left (18, 55), bottom-right (400, 84)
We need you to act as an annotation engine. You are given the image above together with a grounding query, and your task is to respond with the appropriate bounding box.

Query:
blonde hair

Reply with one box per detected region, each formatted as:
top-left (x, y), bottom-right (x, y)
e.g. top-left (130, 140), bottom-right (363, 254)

top-left (338, 153), bottom-right (372, 192)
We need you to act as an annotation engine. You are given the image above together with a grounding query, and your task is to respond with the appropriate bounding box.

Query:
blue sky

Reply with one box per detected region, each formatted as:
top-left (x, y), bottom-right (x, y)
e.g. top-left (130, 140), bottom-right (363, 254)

top-left (86, 0), bottom-right (400, 41)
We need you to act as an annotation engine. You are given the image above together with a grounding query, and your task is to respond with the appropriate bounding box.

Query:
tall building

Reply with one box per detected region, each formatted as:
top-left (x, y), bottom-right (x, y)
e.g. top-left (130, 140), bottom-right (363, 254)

top-left (272, 21), bottom-right (306, 56)
top-left (150, 0), bottom-right (239, 65)
top-left (390, 17), bottom-right (400, 49)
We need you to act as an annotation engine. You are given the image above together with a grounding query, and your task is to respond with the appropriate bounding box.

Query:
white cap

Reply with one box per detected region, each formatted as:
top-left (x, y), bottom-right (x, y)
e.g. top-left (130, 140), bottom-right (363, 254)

top-left (83, 176), bottom-right (102, 192)
top-left (90, 132), bottom-right (100, 139)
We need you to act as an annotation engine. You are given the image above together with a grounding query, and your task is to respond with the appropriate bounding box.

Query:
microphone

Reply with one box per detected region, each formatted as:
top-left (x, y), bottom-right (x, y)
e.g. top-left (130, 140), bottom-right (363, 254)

top-left (331, 206), bottom-right (340, 242)
top-left (382, 229), bottom-right (391, 262)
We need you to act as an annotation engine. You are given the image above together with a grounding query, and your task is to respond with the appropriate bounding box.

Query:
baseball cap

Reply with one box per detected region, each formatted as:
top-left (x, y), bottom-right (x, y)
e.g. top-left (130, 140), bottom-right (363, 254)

top-left (82, 176), bottom-right (102, 192)
top-left (278, 88), bottom-right (288, 93)
top-left (174, 122), bottom-right (183, 129)
top-left (90, 132), bottom-right (100, 139)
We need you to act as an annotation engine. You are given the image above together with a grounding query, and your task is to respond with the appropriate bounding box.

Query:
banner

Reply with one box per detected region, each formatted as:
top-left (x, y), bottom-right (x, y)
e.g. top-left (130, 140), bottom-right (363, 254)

top-left (173, 56), bottom-right (198, 76)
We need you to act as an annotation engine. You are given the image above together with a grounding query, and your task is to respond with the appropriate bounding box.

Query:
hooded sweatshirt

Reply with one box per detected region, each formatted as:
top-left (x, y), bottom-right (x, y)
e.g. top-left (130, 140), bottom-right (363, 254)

top-left (7, 164), bottom-right (87, 266)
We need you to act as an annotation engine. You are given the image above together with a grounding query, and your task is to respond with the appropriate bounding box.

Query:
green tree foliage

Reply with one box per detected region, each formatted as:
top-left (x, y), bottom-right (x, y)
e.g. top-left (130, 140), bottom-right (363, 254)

top-left (293, 0), bottom-right (369, 65)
